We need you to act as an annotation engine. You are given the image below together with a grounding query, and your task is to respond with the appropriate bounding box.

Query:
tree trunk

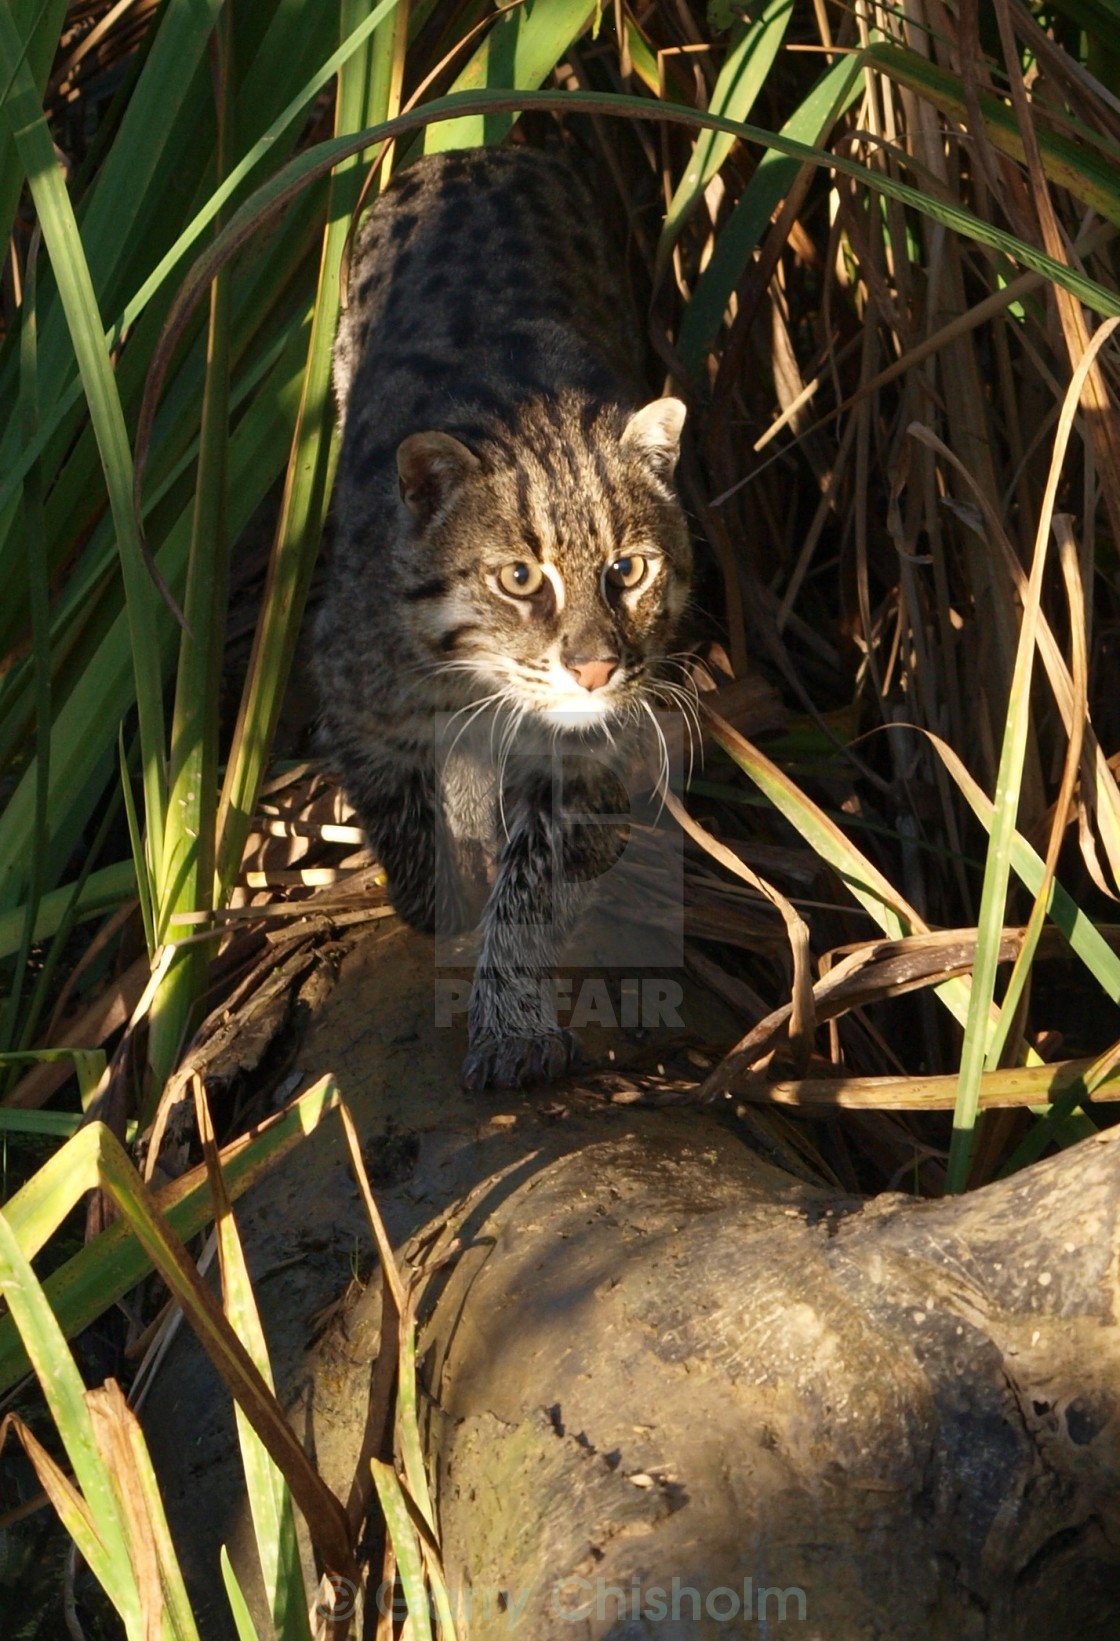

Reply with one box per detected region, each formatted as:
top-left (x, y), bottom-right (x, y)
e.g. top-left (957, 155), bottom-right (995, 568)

top-left (138, 925), bottom-right (1120, 1639)
top-left (419, 1116), bottom-right (1120, 1639)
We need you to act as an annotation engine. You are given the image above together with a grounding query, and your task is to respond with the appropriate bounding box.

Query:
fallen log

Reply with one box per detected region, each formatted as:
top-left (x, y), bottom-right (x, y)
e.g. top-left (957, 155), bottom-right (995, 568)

top-left (420, 1116), bottom-right (1120, 1639)
top-left (137, 925), bottom-right (1120, 1639)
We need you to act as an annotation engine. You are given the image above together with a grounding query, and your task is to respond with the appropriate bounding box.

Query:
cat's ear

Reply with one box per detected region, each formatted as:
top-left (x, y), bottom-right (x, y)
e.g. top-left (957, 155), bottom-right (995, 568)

top-left (397, 431), bottom-right (480, 523)
top-left (621, 397), bottom-right (687, 481)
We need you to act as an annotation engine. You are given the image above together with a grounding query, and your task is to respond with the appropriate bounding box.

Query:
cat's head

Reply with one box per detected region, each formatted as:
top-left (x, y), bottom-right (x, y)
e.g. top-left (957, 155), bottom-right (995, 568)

top-left (395, 393), bottom-right (691, 728)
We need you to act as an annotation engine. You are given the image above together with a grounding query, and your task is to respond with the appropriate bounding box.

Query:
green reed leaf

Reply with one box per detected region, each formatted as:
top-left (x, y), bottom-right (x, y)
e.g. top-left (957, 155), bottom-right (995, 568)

top-left (679, 50), bottom-right (862, 375)
top-left (658, 0), bottom-right (794, 271)
top-left (0, 3), bottom-right (168, 899)
top-left (424, 0), bottom-right (596, 153)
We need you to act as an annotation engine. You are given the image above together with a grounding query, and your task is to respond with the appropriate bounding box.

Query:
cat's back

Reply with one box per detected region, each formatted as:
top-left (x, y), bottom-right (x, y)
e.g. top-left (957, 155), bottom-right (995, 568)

top-left (333, 144), bottom-right (642, 443)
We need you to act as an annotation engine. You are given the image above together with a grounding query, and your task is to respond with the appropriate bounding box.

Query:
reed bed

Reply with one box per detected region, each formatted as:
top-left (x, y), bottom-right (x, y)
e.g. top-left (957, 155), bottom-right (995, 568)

top-left (2, 0), bottom-right (1120, 1632)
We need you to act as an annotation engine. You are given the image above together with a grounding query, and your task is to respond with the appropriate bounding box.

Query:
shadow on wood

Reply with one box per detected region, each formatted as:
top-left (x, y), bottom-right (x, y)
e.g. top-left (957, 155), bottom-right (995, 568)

top-left (139, 923), bottom-right (1120, 1639)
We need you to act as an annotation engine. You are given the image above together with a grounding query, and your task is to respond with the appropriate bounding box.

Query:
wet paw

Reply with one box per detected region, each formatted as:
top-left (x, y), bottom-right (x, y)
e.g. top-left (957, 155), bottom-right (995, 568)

top-left (461, 1029), bottom-right (582, 1092)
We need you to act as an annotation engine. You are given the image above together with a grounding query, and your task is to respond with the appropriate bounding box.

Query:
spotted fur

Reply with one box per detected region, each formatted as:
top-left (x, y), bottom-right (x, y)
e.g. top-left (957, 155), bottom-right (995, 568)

top-left (316, 145), bottom-right (691, 1089)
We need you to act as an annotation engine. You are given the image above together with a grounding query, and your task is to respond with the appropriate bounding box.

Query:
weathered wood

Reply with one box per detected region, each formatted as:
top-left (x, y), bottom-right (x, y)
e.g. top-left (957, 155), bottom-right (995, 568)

top-left (418, 1120), bottom-right (1120, 1639)
top-left (139, 925), bottom-right (1120, 1639)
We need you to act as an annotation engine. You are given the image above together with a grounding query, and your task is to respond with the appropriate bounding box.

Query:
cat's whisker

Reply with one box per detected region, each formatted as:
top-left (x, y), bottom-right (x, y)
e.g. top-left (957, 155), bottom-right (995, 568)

top-left (440, 691), bottom-right (507, 768)
top-left (657, 655), bottom-right (704, 704)
top-left (393, 654), bottom-right (491, 713)
top-left (649, 677), bottom-right (702, 786)
top-left (639, 699), bottom-right (672, 826)
top-left (656, 679), bottom-right (702, 745)
top-left (646, 690), bottom-right (693, 793)
top-left (671, 686), bottom-right (704, 763)
top-left (441, 689), bottom-right (502, 731)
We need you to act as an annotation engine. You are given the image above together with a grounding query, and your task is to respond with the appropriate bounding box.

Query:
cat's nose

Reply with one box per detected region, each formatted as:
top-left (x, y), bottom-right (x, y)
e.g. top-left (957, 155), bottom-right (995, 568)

top-left (564, 656), bottom-right (618, 692)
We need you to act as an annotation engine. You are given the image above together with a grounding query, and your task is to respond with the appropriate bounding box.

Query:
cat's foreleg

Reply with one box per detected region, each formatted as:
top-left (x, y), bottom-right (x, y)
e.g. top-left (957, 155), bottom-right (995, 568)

top-left (345, 755), bottom-right (472, 936)
top-left (462, 772), bottom-right (621, 1090)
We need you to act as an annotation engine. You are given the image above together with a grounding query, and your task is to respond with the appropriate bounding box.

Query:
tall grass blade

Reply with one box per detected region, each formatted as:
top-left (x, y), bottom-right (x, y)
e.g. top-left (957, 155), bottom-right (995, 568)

top-left (120, 728), bottom-right (156, 959)
top-left (0, 861), bottom-right (133, 973)
top-left (679, 51), bottom-right (861, 375)
top-left (0, 0), bottom-right (68, 251)
top-left (193, 1072), bottom-right (311, 1641)
top-left (222, 1546), bottom-right (265, 1641)
top-left (0, 1411), bottom-right (123, 1610)
top-left (981, 523), bottom-right (1090, 1072)
top-left (657, 0), bottom-right (794, 271)
top-left (370, 1459), bottom-right (433, 1641)
top-left (0, 1048), bottom-right (106, 1106)
top-left (1, 224), bottom-right (49, 1052)
top-left (0, 0), bottom-right (402, 538)
top-left (423, 0), bottom-right (595, 153)
top-left (946, 318), bottom-right (1120, 1191)
top-left (86, 1380), bottom-right (203, 1641)
top-left (868, 40), bottom-right (1120, 223)
top-left (0, 1077), bottom-right (341, 1393)
top-left (0, 1210), bottom-right (141, 1630)
top-left (0, 315), bottom-right (313, 919)
top-left (147, 8), bottom-right (236, 1095)
top-left (214, 0), bottom-right (381, 896)
top-left (0, 4), bottom-right (167, 900)
top-left (924, 730), bottom-right (1120, 1001)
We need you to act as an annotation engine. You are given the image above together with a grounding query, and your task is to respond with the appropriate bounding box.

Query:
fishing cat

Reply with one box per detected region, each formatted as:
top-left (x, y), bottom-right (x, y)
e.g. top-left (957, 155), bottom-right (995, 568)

top-left (317, 143), bottom-right (691, 1090)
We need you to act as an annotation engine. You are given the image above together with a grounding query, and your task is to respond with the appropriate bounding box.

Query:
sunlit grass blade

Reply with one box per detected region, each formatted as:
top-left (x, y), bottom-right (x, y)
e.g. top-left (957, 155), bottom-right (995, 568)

top-left (193, 1076), bottom-right (312, 1641)
top-left (337, 1101), bottom-right (455, 1630)
top-left (222, 1546), bottom-right (265, 1641)
top-left (946, 318), bottom-right (1120, 1191)
top-left (214, 1), bottom-right (379, 898)
top-left (999, 1037), bottom-right (1120, 1175)
top-left (981, 521), bottom-right (1090, 1072)
top-left (868, 39), bottom-right (1120, 222)
top-left (0, 1076), bottom-right (341, 1394)
top-left (86, 1380), bottom-right (203, 1641)
top-left (703, 706), bottom-right (919, 932)
top-left (657, 0), bottom-right (794, 272)
top-left (678, 51), bottom-right (862, 376)
top-left (119, 727), bottom-right (156, 960)
top-left (695, 703), bottom-right (1026, 1099)
top-left (0, 1049), bottom-right (106, 1107)
top-left (367, 0), bottom-right (410, 182)
top-left (3, 1115), bottom-right (355, 1582)
top-left (423, 0), bottom-right (595, 154)
top-left (370, 1459), bottom-right (433, 1641)
top-left (923, 729), bottom-right (1120, 1001)
top-left (0, 1211), bottom-right (141, 1632)
top-left (147, 6), bottom-right (235, 1095)
top-left (0, 1411), bottom-right (125, 1610)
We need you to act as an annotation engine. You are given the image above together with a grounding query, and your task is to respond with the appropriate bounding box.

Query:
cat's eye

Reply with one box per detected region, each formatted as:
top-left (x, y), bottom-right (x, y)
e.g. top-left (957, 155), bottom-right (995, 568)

top-left (606, 554), bottom-right (648, 590)
top-left (497, 559), bottom-right (544, 597)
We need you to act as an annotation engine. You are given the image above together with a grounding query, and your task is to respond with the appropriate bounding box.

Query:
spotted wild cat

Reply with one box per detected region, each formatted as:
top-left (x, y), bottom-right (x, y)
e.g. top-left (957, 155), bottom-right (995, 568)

top-left (317, 144), bottom-right (691, 1089)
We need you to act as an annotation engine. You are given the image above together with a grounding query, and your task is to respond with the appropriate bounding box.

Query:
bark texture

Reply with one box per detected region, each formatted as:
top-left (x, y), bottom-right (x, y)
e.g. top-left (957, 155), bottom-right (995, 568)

top-left (139, 925), bottom-right (1120, 1639)
top-left (414, 1119), bottom-right (1120, 1639)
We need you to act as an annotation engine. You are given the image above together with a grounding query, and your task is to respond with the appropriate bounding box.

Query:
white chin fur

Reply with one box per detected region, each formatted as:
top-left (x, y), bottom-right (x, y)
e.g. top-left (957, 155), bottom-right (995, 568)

top-left (545, 702), bottom-right (612, 731)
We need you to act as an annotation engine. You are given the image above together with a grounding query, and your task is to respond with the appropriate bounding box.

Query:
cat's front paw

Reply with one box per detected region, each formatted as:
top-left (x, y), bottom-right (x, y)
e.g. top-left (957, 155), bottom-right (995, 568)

top-left (461, 1028), bottom-right (582, 1092)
